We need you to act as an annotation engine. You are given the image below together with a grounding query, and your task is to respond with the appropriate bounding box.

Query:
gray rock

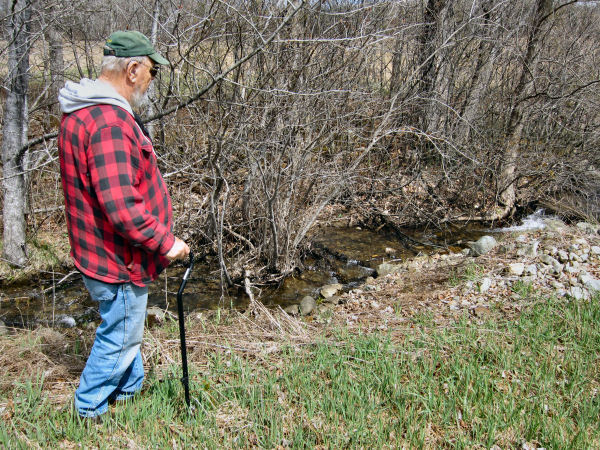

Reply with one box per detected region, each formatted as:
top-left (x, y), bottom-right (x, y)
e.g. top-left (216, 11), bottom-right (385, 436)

top-left (567, 286), bottom-right (588, 300)
top-left (508, 263), bottom-right (525, 276)
top-left (323, 295), bottom-right (341, 305)
top-left (591, 246), bottom-right (600, 255)
top-left (300, 296), bottom-right (317, 316)
top-left (146, 306), bottom-right (169, 326)
top-left (557, 250), bottom-right (569, 263)
top-left (479, 278), bottom-right (492, 293)
top-left (284, 304), bottom-right (299, 315)
top-left (564, 264), bottom-right (579, 275)
top-left (552, 261), bottom-right (564, 275)
top-left (569, 252), bottom-right (580, 262)
top-left (517, 241), bottom-right (539, 257)
top-left (579, 273), bottom-right (600, 291)
top-left (576, 222), bottom-right (599, 234)
top-left (551, 281), bottom-right (564, 290)
top-left (57, 315), bottom-right (76, 328)
top-left (544, 218), bottom-right (567, 231)
top-left (0, 319), bottom-right (7, 336)
top-left (580, 253), bottom-right (589, 263)
top-left (540, 254), bottom-right (559, 266)
top-left (525, 264), bottom-right (537, 276)
top-left (320, 283), bottom-right (343, 298)
top-left (376, 263), bottom-right (401, 277)
top-left (467, 236), bottom-right (497, 256)
top-left (461, 248), bottom-right (471, 256)
top-left (498, 243), bottom-right (515, 254)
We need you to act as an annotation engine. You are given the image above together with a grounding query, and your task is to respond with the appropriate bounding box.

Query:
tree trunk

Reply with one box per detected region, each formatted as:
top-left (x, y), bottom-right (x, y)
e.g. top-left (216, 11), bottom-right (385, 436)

top-left (43, 2), bottom-right (64, 128)
top-left (498, 0), bottom-right (552, 217)
top-left (146, 0), bottom-right (160, 137)
top-left (2, 0), bottom-right (31, 266)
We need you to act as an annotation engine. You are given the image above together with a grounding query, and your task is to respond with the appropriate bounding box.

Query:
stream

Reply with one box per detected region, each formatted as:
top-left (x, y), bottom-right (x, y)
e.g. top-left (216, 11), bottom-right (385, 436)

top-left (1, 213), bottom-right (549, 328)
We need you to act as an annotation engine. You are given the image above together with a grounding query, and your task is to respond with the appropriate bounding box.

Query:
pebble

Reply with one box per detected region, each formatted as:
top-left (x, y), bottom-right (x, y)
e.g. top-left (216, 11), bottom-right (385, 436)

top-left (557, 250), bottom-right (569, 263)
top-left (540, 254), bottom-right (558, 266)
top-left (525, 264), bottom-right (537, 276)
top-left (56, 315), bottom-right (76, 328)
top-left (580, 273), bottom-right (600, 291)
top-left (508, 263), bottom-right (525, 276)
top-left (284, 304), bottom-right (299, 315)
top-left (567, 286), bottom-right (588, 300)
top-left (517, 241), bottom-right (539, 257)
top-left (479, 278), bottom-right (492, 293)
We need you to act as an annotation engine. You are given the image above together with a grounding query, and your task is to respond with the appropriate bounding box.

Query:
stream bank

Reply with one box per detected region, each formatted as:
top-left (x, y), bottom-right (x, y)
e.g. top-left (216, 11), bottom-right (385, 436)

top-left (3, 211), bottom-right (595, 330)
top-left (0, 221), bottom-right (489, 328)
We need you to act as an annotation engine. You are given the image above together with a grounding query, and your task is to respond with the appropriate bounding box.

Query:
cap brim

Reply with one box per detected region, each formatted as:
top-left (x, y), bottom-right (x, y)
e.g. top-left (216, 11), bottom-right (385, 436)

top-left (148, 52), bottom-right (169, 65)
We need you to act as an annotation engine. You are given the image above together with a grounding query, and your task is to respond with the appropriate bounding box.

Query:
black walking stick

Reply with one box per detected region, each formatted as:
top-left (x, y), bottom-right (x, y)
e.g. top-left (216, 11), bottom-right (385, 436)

top-left (176, 251), bottom-right (194, 408)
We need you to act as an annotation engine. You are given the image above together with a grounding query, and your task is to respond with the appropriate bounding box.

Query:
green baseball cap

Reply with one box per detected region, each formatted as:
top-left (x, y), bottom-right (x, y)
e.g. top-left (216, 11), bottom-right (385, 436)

top-left (103, 30), bottom-right (169, 65)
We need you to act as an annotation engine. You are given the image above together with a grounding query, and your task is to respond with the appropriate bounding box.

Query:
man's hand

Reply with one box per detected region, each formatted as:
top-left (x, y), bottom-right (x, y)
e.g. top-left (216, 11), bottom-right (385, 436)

top-left (166, 237), bottom-right (190, 261)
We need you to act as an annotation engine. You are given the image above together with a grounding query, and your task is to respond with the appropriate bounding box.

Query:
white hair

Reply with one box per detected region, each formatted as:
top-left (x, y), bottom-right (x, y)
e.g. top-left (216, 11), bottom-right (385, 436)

top-left (100, 55), bottom-right (147, 75)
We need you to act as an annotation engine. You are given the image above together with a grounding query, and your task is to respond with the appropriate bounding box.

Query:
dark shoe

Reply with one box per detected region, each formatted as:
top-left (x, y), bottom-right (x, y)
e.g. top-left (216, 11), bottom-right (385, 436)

top-left (79, 414), bottom-right (106, 425)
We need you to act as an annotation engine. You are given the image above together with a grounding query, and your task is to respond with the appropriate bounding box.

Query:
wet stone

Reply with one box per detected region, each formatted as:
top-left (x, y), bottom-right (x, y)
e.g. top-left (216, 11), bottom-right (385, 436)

top-left (322, 295), bottom-right (341, 305)
top-left (300, 296), bottom-right (316, 316)
top-left (56, 315), bottom-right (76, 328)
top-left (467, 236), bottom-right (497, 256)
top-left (320, 283), bottom-right (343, 298)
top-left (284, 304), bottom-right (299, 315)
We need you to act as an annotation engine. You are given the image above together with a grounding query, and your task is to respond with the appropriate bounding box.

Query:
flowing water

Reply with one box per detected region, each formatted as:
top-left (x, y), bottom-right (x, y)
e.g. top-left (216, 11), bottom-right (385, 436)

top-left (0, 219), bottom-right (509, 328)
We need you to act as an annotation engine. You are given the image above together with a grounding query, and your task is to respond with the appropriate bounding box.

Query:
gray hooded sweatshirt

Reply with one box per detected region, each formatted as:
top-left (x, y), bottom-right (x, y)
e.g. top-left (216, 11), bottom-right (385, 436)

top-left (58, 78), bottom-right (133, 116)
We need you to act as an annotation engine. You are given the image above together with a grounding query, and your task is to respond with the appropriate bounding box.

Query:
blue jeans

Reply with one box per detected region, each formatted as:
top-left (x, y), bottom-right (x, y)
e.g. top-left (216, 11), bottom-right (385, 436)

top-left (75, 275), bottom-right (148, 417)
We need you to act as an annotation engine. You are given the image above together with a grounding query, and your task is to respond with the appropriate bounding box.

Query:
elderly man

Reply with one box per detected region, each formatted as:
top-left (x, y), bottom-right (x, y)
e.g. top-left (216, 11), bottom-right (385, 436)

top-left (58, 31), bottom-right (189, 419)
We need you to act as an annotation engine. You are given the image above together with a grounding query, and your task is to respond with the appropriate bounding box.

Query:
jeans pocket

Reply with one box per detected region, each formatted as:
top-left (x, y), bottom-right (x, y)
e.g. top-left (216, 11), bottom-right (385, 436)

top-left (82, 275), bottom-right (120, 301)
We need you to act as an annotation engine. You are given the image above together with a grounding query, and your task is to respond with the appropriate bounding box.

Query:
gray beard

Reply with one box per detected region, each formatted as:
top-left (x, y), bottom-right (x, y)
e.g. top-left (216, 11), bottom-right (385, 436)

top-left (130, 87), bottom-right (150, 110)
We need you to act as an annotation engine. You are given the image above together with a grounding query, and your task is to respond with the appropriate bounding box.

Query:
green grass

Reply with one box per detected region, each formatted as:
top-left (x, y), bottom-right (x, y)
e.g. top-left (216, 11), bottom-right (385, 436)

top-left (449, 261), bottom-right (485, 287)
top-left (1, 294), bottom-right (599, 448)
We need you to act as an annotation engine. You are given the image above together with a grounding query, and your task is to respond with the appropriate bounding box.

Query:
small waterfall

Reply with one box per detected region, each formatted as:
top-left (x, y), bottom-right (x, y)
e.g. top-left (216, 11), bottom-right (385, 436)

top-left (492, 209), bottom-right (553, 232)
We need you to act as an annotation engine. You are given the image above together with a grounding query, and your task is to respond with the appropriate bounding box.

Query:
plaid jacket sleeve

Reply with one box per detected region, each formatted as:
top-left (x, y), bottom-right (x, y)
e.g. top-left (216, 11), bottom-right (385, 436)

top-left (87, 124), bottom-right (175, 255)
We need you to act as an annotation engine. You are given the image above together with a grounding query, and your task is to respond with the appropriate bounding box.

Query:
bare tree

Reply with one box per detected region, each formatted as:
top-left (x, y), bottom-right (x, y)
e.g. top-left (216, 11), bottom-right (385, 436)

top-left (2, 0), bottom-right (32, 266)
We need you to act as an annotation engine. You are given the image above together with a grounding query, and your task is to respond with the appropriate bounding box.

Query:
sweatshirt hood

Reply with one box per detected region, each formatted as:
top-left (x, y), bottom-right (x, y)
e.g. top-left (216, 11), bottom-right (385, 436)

top-left (58, 78), bottom-right (133, 116)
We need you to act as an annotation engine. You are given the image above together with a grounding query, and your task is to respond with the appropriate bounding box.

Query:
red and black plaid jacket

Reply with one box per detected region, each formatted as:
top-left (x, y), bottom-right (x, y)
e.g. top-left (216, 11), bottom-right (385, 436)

top-left (58, 104), bottom-right (175, 286)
